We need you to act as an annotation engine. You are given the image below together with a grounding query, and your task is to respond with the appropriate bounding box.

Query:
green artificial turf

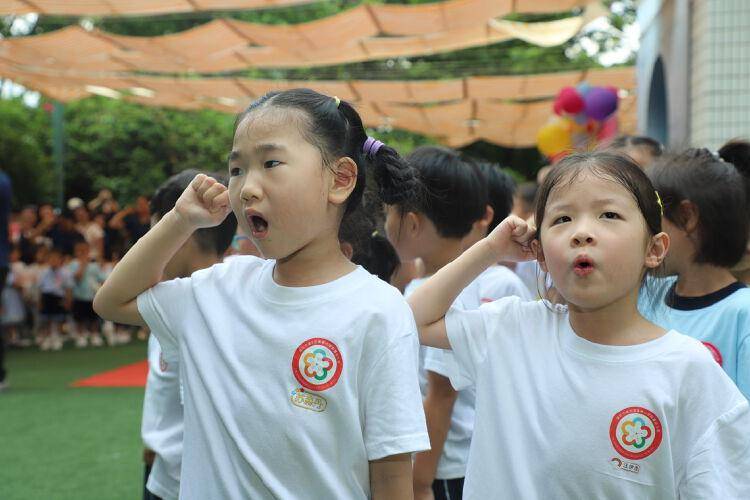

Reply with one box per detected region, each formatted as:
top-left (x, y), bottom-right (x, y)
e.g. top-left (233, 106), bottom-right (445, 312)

top-left (0, 340), bottom-right (148, 500)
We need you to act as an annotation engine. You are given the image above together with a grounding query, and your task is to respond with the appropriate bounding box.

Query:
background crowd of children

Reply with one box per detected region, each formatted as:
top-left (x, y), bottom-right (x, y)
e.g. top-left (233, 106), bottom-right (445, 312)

top-left (0, 191), bottom-right (251, 351)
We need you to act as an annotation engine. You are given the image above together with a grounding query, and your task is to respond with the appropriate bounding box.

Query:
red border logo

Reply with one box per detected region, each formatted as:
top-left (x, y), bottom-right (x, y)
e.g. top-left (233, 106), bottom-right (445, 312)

top-left (702, 341), bottom-right (723, 366)
top-left (609, 406), bottom-right (663, 460)
top-left (291, 338), bottom-right (343, 391)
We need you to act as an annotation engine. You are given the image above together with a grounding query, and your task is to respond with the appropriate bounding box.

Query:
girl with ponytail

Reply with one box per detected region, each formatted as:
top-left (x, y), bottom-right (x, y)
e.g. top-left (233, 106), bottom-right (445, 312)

top-left (94, 89), bottom-right (429, 499)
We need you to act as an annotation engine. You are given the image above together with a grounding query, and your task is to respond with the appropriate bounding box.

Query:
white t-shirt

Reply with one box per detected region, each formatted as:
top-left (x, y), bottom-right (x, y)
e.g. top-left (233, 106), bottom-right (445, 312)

top-left (405, 266), bottom-right (530, 479)
top-left (137, 256), bottom-right (429, 500)
top-left (142, 334), bottom-right (182, 500)
top-left (446, 297), bottom-right (750, 499)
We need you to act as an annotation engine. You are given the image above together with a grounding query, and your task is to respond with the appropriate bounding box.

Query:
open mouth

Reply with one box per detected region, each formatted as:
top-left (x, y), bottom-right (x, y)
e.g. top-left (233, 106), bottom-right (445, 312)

top-left (246, 211), bottom-right (269, 239)
top-left (573, 255), bottom-right (595, 276)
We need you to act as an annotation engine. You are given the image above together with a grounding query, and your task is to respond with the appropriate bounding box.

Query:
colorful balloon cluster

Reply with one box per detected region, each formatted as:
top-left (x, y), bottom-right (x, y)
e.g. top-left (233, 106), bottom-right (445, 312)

top-left (537, 83), bottom-right (620, 161)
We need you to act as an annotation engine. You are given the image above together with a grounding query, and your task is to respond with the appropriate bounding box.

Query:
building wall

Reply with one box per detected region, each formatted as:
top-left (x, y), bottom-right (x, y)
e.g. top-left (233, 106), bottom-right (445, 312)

top-left (690, 0), bottom-right (750, 150)
top-left (638, 0), bottom-right (750, 150)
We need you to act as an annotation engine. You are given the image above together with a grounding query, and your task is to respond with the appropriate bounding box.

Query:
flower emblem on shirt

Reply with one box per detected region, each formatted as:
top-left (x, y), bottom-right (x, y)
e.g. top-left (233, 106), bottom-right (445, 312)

top-left (292, 338), bottom-right (343, 391)
top-left (620, 417), bottom-right (652, 448)
top-left (303, 349), bottom-right (334, 381)
top-left (610, 406), bottom-right (663, 460)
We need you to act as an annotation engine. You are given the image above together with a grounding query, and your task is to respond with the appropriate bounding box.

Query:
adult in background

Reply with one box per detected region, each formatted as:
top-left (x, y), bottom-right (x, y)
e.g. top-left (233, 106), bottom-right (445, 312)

top-left (0, 168), bottom-right (11, 391)
top-left (110, 196), bottom-right (151, 250)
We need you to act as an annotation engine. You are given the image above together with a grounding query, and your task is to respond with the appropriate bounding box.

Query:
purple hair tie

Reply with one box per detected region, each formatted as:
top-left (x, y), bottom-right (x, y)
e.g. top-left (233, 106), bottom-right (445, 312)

top-left (363, 136), bottom-right (384, 159)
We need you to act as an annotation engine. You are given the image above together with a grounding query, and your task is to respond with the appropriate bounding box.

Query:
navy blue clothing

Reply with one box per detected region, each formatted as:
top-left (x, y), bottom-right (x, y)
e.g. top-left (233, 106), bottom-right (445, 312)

top-left (0, 171), bottom-right (10, 267)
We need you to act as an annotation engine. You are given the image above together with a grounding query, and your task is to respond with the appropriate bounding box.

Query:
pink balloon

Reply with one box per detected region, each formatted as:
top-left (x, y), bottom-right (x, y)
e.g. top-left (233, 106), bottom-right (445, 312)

top-left (557, 86), bottom-right (585, 114)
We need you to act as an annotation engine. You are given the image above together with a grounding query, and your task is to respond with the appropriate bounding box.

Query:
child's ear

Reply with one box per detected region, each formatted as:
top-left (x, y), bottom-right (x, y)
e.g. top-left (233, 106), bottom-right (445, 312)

top-left (532, 239), bottom-right (548, 272)
top-left (328, 157), bottom-right (358, 206)
top-left (340, 241), bottom-right (354, 260)
top-left (679, 200), bottom-right (700, 234)
top-left (473, 205), bottom-right (494, 234)
top-left (645, 231), bottom-right (670, 268)
top-left (533, 239), bottom-right (547, 272)
top-left (404, 211), bottom-right (421, 238)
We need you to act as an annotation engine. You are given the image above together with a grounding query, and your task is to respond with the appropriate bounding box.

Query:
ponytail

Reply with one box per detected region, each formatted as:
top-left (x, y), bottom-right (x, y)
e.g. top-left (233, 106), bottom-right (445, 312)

top-left (718, 139), bottom-right (750, 198)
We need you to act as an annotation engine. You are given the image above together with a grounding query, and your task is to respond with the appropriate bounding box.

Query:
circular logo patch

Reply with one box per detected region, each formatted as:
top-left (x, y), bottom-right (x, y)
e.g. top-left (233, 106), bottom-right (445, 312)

top-left (702, 341), bottom-right (723, 366)
top-left (609, 406), bottom-right (663, 460)
top-left (291, 338), bottom-right (343, 392)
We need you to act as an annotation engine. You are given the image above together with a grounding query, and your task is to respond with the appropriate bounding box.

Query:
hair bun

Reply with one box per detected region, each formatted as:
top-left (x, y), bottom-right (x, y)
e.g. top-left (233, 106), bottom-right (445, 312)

top-left (718, 140), bottom-right (750, 178)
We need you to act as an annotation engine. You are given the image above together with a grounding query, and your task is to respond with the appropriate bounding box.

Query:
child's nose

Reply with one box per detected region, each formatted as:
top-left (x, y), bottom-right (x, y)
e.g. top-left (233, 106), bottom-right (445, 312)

top-left (240, 175), bottom-right (263, 203)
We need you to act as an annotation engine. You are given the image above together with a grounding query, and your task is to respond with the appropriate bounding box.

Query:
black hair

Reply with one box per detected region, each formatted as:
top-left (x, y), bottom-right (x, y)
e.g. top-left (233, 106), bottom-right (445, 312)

top-left (609, 135), bottom-right (664, 158)
top-left (235, 88), bottom-right (418, 216)
top-left (536, 152), bottom-right (662, 240)
top-left (151, 169), bottom-right (238, 256)
top-left (517, 182), bottom-right (538, 213)
top-left (338, 206), bottom-right (400, 283)
top-left (477, 162), bottom-right (516, 232)
top-left (649, 147), bottom-right (749, 267)
top-left (718, 139), bottom-right (750, 199)
top-left (401, 146), bottom-right (487, 239)
top-left (534, 152), bottom-right (663, 303)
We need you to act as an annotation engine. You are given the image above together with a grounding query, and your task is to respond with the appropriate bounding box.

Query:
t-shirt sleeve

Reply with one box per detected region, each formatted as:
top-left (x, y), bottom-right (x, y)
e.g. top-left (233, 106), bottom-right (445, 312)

top-left (737, 335), bottom-right (750, 401)
top-left (445, 306), bottom-right (487, 390)
top-left (362, 327), bottom-right (430, 460)
top-left (137, 277), bottom-right (193, 359)
top-left (679, 401), bottom-right (750, 498)
top-left (445, 296), bottom-right (521, 390)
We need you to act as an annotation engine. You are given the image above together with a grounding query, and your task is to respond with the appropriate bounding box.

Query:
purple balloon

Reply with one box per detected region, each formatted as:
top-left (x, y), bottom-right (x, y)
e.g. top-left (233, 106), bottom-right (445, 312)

top-left (584, 87), bottom-right (618, 121)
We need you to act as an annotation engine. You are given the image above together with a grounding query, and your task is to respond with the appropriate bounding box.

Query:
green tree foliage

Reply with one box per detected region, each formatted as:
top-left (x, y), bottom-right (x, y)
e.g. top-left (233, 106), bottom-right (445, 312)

top-left (0, 97), bottom-right (55, 207)
top-left (62, 97), bottom-right (236, 205)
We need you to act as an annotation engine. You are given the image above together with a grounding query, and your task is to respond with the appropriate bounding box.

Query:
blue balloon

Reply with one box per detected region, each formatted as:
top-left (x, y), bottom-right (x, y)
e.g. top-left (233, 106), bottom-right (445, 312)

top-left (576, 82), bottom-right (592, 97)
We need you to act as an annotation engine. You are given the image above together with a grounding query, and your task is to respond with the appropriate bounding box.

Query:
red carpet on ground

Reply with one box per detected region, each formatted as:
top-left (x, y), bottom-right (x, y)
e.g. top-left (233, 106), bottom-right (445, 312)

top-left (71, 360), bottom-right (148, 388)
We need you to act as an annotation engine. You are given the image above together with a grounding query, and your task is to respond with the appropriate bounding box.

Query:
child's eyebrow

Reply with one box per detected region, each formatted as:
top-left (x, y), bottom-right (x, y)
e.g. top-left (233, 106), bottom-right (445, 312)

top-left (227, 151), bottom-right (241, 163)
top-left (254, 143), bottom-right (287, 153)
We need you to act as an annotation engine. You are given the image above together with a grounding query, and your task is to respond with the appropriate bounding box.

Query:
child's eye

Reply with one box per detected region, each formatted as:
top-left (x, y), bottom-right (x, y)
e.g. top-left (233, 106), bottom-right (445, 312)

top-left (264, 160), bottom-right (282, 169)
top-left (552, 215), bottom-right (571, 225)
top-left (229, 167), bottom-right (242, 177)
top-left (601, 212), bottom-right (620, 220)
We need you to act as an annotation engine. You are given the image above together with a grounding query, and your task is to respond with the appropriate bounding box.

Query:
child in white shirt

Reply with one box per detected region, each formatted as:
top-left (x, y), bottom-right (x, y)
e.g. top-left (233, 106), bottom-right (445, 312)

top-left (95, 89), bottom-right (429, 500)
top-left (408, 151), bottom-right (750, 499)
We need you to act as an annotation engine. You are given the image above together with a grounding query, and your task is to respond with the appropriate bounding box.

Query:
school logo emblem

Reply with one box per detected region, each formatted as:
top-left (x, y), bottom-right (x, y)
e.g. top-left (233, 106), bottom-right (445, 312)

top-left (701, 341), bottom-right (723, 366)
top-left (291, 338), bottom-right (343, 391)
top-left (610, 406), bottom-right (663, 460)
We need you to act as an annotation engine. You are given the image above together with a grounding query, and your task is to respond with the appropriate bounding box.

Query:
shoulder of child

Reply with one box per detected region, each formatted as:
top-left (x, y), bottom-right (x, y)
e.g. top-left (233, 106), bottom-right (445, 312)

top-left (191, 254), bottom-right (266, 282)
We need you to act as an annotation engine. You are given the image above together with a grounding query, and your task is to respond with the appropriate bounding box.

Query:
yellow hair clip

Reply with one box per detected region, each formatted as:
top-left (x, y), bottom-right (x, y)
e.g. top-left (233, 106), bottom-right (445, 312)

top-left (333, 96), bottom-right (341, 108)
top-left (655, 190), bottom-right (664, 216)
top-left (371, 230), bottom-right (379, 237)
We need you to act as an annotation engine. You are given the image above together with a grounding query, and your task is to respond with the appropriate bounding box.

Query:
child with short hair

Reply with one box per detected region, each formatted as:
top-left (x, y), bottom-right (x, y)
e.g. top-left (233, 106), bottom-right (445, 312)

top-left (385, 146), bottom-right (529, 500)
top-left (640, 144), bottom-right (750, 399)
top-left (608, 134), bottom-right (664, 168)
top-left (38, 247), bottom-right (73, 351)
top-left (68, 241), bottom-right (106, 347)
top-left (409, 151), bottom-right (750, 498)
top-left (95, 89), bottom-right (429, 499)
top-left (141, 169), bottom-right (238, 500)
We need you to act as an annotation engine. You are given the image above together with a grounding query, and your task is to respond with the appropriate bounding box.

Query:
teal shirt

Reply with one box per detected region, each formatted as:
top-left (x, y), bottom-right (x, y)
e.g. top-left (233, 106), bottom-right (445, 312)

top-left (68, 261), bottom-right (106, 301)
top-left (639, 277), bottom-right (750, 400)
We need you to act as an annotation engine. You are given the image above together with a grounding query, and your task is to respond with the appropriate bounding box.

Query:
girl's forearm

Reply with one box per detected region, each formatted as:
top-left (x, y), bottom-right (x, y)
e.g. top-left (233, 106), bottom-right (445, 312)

top-left (408, 238), bottom-right (497, 328)
top-left (94, 210), bottom-right (193, 317)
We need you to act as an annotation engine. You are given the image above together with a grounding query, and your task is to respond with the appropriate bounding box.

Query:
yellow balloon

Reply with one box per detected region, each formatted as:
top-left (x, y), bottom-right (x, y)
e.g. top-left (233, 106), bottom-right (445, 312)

top-left (537, 118), bottom-right (573, 157)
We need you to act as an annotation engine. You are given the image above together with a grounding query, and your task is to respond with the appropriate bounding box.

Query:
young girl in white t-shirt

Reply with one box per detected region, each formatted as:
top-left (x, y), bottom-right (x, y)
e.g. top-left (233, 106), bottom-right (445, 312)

top-left (94, 89), bottom-right (429, 500)
top-left (408, 151), bottom-right (750, 499)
